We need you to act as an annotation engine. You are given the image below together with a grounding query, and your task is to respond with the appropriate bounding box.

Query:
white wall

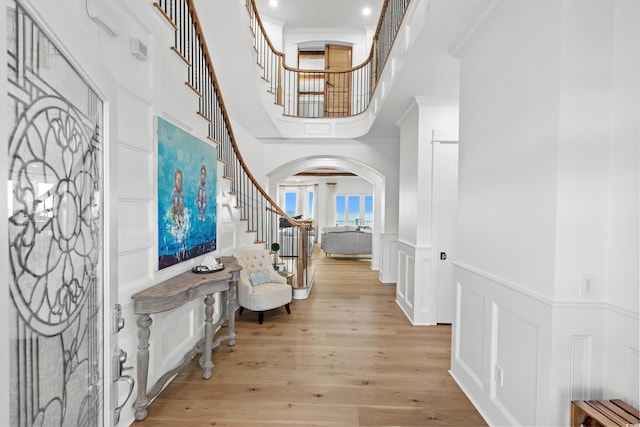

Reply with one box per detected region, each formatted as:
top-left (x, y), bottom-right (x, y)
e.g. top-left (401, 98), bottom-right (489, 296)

top-left (456, 0), bottom-right (561, 299)
top-left (605, 0), bottom-right (640, 312)
top-left (261, 14), bottom-right (284, 52)
top-left (283, 27), bottom-right (370, 68)
top-left (554, 0), bottom-right (615, 303)
top-left (453, 1), bottom-right (639, 425)
top-left (398, 106), bottom-right (420, 246)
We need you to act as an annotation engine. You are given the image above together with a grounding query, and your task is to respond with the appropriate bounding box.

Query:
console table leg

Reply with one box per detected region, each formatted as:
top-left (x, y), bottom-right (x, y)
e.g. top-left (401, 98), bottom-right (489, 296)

top-left (227, 281), bottom-right (237, 346)
top-left (200, 294), bottom-right (215, 379)
top-left (133, 314), bottom-right (153, 421)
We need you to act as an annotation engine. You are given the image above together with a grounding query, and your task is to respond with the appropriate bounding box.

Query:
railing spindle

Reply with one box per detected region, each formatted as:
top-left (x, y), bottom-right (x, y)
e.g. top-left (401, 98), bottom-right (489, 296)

top-left (244, 0), bottom-right (410, 118)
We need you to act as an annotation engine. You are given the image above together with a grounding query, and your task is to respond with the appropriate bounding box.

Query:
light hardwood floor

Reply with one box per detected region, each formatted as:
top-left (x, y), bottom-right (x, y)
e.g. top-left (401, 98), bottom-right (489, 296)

top-left (134, 248), bottom-right (487, 426)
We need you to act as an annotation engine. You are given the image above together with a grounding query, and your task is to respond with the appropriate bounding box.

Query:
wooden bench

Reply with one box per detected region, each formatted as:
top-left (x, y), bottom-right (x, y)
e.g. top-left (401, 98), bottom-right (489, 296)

top-left (571, 399), bottom-right (640, 427)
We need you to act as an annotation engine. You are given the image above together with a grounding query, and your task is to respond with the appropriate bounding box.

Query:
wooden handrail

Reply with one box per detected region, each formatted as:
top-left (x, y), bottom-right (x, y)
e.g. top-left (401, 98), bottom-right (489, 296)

top-left (246, 0), bottom-right (411, 117)
top-left (153, 0), bottom-right (314, 291)
top-left (248, 0), bottom-right (375, 76)
top-left (183, 0), bottom-right (307, 230)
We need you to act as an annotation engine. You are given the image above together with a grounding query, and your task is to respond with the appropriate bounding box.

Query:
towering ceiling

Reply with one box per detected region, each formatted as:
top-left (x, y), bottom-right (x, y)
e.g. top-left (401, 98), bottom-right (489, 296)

top-left (254, 0), bottom-right (385, 28)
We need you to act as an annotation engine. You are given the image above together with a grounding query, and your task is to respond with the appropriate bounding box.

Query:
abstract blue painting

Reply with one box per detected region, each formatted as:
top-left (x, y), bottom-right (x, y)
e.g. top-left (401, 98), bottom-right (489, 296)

top-left (157, 117), bottom-right (217, 269)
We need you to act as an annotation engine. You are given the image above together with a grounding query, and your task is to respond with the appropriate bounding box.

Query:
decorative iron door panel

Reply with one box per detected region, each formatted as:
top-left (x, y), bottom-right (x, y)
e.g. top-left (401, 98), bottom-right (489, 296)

top-left (6, 1), bottom-right (105, 426)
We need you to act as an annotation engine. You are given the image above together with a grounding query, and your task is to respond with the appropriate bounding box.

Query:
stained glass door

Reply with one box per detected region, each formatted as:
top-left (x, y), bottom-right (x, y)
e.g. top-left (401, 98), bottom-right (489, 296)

top-left (6, 2), bottom-right (105, 426)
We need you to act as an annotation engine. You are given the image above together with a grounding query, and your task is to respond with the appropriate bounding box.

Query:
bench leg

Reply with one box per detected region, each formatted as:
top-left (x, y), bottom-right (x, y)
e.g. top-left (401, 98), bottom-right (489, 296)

top-left (258, 312), bottom-right (264, 324)
top-left (285, 303), bottom-right (291, 314)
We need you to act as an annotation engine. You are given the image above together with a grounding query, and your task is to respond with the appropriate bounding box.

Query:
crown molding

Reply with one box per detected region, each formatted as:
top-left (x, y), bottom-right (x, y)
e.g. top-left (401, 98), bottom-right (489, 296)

top-left (395, 96), bottom-right (459, 128)
top-left (394, 98), bottom-right (420, 128)
top-left (449, 0), bottom-right (511, 58)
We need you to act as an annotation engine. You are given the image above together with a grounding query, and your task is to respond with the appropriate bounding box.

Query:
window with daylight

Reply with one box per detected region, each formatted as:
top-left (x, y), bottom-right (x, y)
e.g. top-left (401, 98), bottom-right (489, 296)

top-left (308, 190), bottom-right (314, 219)
top-left (335, 194), bottom-right (373, 227)
top-left (336, 195), bottom-right (346, 225)
top-left (285, 192), bottom-right (297, 216)
top-left (364, 195), bottom-right (373, 226)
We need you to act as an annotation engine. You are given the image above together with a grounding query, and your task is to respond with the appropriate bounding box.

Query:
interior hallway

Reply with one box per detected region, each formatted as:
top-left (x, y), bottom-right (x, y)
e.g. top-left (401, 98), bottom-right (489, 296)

top-left (134, 247), bottom-right (486, 426)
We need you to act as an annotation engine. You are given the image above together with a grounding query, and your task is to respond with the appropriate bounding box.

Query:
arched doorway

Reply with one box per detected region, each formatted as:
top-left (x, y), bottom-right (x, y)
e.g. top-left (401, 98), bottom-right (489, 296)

top-left (266, 156), bottom-right (385, 271)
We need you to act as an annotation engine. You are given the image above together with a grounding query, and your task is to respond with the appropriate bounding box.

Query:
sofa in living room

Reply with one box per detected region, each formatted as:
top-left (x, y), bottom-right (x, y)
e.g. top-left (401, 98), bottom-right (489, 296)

top-left (320, 226), bottom-right (372, 256)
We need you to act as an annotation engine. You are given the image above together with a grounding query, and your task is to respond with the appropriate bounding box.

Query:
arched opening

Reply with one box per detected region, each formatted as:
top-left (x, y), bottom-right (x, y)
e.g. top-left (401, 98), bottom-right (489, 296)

top-left (267, 156), bottom-right (385, 270)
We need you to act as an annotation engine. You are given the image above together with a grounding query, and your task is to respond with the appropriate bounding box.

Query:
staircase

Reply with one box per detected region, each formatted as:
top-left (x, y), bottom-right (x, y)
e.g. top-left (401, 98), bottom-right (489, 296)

top-left (152, 0), bottom-right (315, 296)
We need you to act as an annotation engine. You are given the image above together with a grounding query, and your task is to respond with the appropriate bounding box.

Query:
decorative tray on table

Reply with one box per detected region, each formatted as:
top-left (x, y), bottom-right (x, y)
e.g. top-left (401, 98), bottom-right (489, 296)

top-left (192, 256), bottom-right (224, 274)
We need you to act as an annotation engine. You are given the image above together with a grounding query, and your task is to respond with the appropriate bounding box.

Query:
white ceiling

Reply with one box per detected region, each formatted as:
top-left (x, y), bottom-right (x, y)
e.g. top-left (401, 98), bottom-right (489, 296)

top-left (254, 0), bottom-right (385, 28)
top-left (203, 0), bottom-right (491, 177)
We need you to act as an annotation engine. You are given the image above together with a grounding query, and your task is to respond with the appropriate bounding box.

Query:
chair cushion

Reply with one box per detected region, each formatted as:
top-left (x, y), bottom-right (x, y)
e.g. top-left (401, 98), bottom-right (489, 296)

top-left (248, 269), bottom-right (271, 286)
top-left (247, 282), bottom-right (292, 310)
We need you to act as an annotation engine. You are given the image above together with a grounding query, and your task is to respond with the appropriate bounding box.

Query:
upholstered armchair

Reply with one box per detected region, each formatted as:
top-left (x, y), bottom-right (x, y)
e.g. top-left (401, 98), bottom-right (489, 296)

top-left (232, 249), bottom-right (292, 324)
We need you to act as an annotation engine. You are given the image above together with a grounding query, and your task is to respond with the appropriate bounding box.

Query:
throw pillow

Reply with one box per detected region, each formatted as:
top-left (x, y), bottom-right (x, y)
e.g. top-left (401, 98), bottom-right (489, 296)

top-left (248, 269), bottom-right (271, 286)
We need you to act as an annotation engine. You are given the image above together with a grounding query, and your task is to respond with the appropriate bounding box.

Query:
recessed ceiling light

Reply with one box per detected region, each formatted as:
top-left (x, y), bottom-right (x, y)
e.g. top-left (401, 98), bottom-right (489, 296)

top-left (269, 0), bottom-right (278, 7)
top-left (362, 7), bottom-right (372, 16)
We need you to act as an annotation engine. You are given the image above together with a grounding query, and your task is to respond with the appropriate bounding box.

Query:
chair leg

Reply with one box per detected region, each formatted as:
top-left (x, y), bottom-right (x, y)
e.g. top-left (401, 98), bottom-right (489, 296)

top-left (285, 303), bottom-right (291, 314)
top-left (239, 307), bottom-right (244, 315)
top-left (258, 312), bottom-right (264, 324)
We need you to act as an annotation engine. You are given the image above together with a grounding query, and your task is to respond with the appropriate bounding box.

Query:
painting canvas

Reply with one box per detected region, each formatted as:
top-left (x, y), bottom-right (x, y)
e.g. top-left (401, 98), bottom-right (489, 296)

top-left (157, 117), bottom-right (217, 269)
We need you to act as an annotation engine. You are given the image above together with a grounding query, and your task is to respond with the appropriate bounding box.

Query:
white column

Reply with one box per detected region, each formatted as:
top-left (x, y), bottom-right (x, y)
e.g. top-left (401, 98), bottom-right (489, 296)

top-left (326, 182), bottom-right (337, 227)
top-left (297, 186), bottom-right (307, 217)
top-left (395, 96), bottom-right (459, 325)
top-left (312, 184), bottom-right (319, 223)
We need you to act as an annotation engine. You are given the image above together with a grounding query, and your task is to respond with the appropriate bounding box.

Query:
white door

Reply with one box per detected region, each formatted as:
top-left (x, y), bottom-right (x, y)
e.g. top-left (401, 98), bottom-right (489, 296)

top-left (436, 142), bottom-right (458, 324)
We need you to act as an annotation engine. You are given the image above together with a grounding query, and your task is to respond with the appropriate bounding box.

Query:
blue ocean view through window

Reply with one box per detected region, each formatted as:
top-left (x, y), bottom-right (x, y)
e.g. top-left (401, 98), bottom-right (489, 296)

top-left (335, 194), bottom-right (373, 226)
top-left (285, 192), bottom-right (297, 216)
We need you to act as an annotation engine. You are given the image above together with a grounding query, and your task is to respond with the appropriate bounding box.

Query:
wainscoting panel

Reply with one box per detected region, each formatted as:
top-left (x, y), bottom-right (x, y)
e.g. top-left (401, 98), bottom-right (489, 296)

top-left (118, 146), bottom-right (153, 199)
top-left (396, 249), bottom-right (409, 310)
top-left (119, 230), bottom-right (154, 255)
top-left (118, 199), bottom-right (153, 254)
top-left (379, 233), bottom-right (399, 283)
top-left (117, 88), bottom-right (152, 151)
top-left (406, 255), bottom-right (416, 308)
top-left (627, 347), bottom-right (639, 406)
top-left (139, 300), bottom-right (208, 389)
top-left (455, 282), bottom-right (485, 390)
top-left (118, 251), bottom-right (152, 286)
top-left (451, 263), bottom-right (551, 426)
top-left (303, 122), bottom-right (332, 136)
top-left (396, 242), bottom-right (441, 325)
top-left (452, 263), bottom-right (639, 426)
top-left (603, 307), bottom-right (640, 409)
top-left (217, 223), bottom-right (237, 256)
top-left (494, 305), bottom-right (540, 426)
top-left (416, 257), bottom-right (435, 324)
top-left (160, 307), bottom-right (196, 365)
top-left (396, 242), bottom-right (426, 323)
top-left (570, 335), bottom-right (593, 401)
top-left (119, 199), bottom-right (152, 233)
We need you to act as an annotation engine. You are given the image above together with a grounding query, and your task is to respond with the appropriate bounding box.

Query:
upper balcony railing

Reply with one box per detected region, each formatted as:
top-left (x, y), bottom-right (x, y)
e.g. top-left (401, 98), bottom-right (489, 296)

top-left (246, 0), bottom-right (411, 118)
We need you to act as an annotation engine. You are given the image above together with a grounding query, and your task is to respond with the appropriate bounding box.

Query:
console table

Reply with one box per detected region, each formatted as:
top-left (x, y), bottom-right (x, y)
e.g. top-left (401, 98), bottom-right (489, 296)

top-left (131, 256), bottom-right (241, 421)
